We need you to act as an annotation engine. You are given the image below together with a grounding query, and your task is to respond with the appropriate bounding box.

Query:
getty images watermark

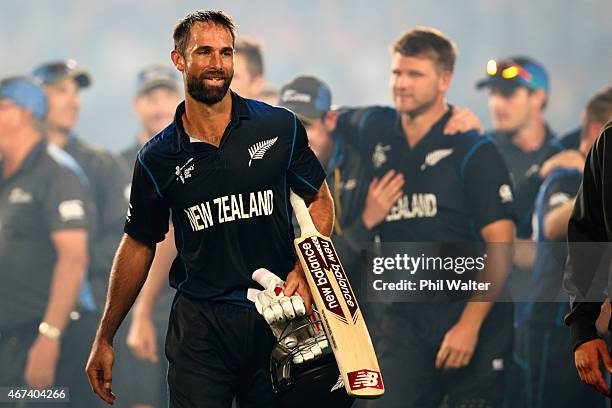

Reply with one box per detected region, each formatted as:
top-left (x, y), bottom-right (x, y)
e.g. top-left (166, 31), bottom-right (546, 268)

top-left (360, 242), bottom-right (612, 303)
top-left (371, 252), bottom-right (492, 292)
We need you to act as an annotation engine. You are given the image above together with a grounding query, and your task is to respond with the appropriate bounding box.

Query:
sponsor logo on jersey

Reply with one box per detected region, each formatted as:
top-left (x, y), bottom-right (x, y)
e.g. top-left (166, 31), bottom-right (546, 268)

top-left (372, 143), bottom-right (391, 169)
top-left (126, 203), bottom-right (132, 222)
top-left (8, 187), bottom-right (33, 204)
top-left (420, 148), bottom-right (454, 170)
top-left (385, 193), bottom-right (438, 221)
top-left (347, 369), bottom-right (383, 390)
top-left (248, 137), bottom-right (278, 167)
top-left (175, 158), bottom-right (195, 184)
top-left (58, 200), bottom-right (85, 221)
top-left (499, 184), bottom-right (513, 203)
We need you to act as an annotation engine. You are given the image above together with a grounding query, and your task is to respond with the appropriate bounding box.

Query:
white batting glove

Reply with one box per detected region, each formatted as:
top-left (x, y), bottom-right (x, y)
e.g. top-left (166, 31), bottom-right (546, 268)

top-left (250, 268), bottom-right (306, 324)
top-left (247, 268), bottom-right (328, 364)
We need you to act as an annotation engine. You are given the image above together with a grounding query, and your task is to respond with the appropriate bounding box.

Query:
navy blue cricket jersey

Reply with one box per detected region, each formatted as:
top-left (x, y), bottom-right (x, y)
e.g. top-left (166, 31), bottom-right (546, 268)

top-left (337, 106), bottom-right (516, 242)
top-left (124, 92), bottom-right (326, 305)
top-left (528, 168), bottom-right (582, 326)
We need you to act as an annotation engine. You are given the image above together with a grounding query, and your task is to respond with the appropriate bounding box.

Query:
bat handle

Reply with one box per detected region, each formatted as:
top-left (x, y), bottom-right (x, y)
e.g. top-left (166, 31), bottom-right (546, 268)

top-left (289, 189), bottom-right (318, 236)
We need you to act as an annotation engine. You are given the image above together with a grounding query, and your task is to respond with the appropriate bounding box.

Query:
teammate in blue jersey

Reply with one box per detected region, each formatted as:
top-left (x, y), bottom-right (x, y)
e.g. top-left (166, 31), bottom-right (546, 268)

top-left (335, 27), bottom-right (516, 408)
top-left (86, 10), bottom-right (334, 407)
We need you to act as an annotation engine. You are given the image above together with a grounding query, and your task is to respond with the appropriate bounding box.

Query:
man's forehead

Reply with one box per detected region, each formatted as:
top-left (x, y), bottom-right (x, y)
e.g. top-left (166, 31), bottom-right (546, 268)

top-left (391, 53), bottom-right (434, 68)
top-left (188, 21), bottom-right (233, 48)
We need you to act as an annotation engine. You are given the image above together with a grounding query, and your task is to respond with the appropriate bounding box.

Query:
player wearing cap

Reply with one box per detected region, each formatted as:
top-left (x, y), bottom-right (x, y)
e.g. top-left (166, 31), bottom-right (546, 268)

top-left (86, 10), bottom-right (333, 407)
top-left (120, 65), bottom-right (182, 169)
top-left (32, 59), bottom-right (128, 305)
top-left (0, 77), bottom-right (90, 391)
top-left (278, 75), bottom-right (373, 284)
top-left (333, 27), bottom-right (516, 407)
top-left (32, 59), bottom-right (129, 403)
top-left (527, 87), bottom-right (612, 407)
top-left (476, 56), bottom-right (569, 406)
top-left (476, 56), bottom-right (563, 245)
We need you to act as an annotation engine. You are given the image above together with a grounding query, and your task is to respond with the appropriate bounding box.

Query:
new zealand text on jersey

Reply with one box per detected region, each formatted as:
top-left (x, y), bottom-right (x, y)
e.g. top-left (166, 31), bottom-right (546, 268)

top-left (386, 193), bottom-right (437, 222)
top-left (184, 190), bottom-right (274, 231)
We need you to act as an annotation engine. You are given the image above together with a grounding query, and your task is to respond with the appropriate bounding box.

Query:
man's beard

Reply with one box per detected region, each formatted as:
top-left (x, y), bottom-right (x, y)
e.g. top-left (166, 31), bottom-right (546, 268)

top-left (402, 93), bottom-right (438, 119)
top-left (186, 70), bottom-right (232, 105)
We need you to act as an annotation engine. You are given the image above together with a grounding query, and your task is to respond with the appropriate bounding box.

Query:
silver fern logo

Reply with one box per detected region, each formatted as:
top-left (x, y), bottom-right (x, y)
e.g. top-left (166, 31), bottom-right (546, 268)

top-left (248, 137), bottom-right (278, 167)
top-left (420, 148), bottom-right (454, 170)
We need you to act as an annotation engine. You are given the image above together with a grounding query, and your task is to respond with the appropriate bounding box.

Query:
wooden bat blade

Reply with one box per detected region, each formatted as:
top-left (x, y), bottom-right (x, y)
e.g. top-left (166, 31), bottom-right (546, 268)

top-left (294, 231), bottom-right (384, 398)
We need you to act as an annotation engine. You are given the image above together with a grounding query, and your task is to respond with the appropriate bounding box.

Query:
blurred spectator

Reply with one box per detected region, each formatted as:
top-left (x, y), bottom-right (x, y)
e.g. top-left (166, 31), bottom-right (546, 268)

top-left (477, 56), bottom-right (563, 243)
top-left (0, 76), bottom-right (89, 394)
top-left (33, 59), bottom-right (128, 404)
top-left (33, 59), bottom-right (128, 304)
top-left (527, 85), bottom-right (612, 408)
top-left (115, 65), bottom-right (181, 408)
top-left (232, 37), bottom-right (277, 102)
top-left (278, 75), bottom-right (371, 288)
top-left (476, 55), bottom-right (565, 407)
top-left (119, 65), bottom-right (182, 170)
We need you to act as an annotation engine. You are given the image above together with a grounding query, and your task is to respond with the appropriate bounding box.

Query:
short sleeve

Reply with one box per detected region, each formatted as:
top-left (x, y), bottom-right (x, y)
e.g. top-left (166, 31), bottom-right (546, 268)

top-left (541, 172), bottom-right (581, 218)
top-left (123, 153), bottom-right (170, 246)
top-left (287, 114), bottom-right (326, 197)
top-left (461, 139), bottom-right (516, 230)
top-left (45, 168), bottom-right (90, 231)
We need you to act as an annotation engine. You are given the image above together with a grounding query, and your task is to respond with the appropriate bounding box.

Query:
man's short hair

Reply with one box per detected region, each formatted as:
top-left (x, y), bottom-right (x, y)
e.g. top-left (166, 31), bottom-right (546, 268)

top-left (581, 85), bottom-right (612, 140)
top-left (391, 27), bottom-right (457, 74)
top-left (173, 10), bottom-right (236, 56)
top-left (235, 38), bottom-right (264, 79)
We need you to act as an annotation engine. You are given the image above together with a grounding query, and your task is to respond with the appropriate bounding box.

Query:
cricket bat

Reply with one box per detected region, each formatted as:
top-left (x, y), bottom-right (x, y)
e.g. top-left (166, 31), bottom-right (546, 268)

top-left (289, 189), bottom-right (384, 398)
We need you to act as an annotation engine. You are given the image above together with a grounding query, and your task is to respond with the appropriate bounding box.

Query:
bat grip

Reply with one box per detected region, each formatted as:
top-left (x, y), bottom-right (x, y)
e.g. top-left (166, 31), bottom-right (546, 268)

top-left (289, 190), bottom-right (318, 236)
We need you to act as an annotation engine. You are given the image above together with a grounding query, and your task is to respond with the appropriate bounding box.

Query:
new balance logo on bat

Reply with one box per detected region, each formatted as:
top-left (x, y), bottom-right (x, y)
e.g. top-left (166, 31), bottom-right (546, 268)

top-left (348, 369), bottom-right (384, 391)
top-left (248, 137), bottom-right (278, 167)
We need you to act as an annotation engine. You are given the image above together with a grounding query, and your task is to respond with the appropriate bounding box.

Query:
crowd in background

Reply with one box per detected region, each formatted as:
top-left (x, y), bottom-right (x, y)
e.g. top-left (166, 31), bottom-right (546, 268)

top-left (0, 12), bottom-right (611, 408)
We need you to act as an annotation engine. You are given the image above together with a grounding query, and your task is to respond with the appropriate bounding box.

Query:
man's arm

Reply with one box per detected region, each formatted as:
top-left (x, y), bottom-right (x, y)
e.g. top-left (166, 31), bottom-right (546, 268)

top-left (435, 219), bottom-right (515, 369)
top-left (25, 229), bottom-right (88, 389)
top-left (543, 198), bottom-right (576, 241)
top-left (86, 234), bottom-right (155, 404)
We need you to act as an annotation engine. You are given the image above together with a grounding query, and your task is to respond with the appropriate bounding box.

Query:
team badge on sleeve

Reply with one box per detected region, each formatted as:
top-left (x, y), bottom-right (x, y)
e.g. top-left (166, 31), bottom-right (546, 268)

top-left (58, 199), bottom-right (85, 221)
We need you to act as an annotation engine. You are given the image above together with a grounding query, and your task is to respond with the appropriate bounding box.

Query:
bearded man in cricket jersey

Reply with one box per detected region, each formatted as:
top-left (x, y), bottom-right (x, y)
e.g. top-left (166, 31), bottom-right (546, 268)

top-left (86, 9), bottom-right (334, 408)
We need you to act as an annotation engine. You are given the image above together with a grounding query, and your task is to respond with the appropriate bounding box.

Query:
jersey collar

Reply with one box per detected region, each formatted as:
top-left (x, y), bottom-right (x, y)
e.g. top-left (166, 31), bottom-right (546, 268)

top-left (173, 91), bottom-right (251, 152)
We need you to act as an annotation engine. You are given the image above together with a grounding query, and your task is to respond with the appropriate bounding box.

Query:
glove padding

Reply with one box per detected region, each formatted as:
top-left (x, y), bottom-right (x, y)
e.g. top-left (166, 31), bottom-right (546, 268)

top-left (248, 268), bottom-right (327, 364)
